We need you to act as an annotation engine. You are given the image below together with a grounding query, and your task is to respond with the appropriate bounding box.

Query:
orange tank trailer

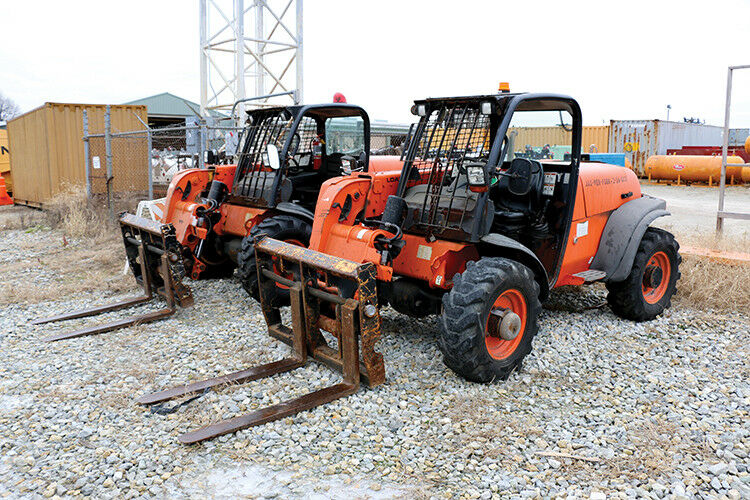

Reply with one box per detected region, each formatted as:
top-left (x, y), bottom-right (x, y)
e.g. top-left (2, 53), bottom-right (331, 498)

top-left (646, 155), bottom-right (744, 183)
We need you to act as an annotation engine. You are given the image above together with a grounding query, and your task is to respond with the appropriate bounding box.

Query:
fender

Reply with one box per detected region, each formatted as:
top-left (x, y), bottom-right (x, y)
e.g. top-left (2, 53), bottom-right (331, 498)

top-left (478, 233), bottom-right (550, 300)
top-left (590, 195), bottom-right (670, 282)
top-left (275, 202), bottom-right (314, 223)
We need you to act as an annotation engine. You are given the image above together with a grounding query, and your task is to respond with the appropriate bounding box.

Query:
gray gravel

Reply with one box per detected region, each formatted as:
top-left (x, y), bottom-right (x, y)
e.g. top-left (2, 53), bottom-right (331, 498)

top-left (1, 222), bottom-right (749, 499)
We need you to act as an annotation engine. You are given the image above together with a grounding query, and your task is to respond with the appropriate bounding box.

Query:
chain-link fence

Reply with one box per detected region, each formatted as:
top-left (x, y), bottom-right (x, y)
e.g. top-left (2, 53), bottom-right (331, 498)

top-left (83, 108), bottom-right (243, 210)
top-left (371, 131), bottom-right (409, 155)
top-left (82, 108), bottom-right (410, 211)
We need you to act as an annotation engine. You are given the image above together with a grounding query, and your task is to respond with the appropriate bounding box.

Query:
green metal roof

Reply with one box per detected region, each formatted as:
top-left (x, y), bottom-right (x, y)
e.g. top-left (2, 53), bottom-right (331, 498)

top-left (123, 92), bottom-right (226, 119)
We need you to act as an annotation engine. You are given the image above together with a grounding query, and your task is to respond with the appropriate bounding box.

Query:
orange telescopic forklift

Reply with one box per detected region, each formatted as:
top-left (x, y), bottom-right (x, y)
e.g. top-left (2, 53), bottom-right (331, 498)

top-left (33, 103), bottom-right (380, 341)
top-left (137, 90), bottom-right (680, 444)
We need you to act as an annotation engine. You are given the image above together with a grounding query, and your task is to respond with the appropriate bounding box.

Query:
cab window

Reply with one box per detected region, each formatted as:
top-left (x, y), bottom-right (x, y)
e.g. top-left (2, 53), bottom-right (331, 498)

top-left (504, 108), bottom-right (574, 164)
top-left (325, 116), bottom-right (365, 156)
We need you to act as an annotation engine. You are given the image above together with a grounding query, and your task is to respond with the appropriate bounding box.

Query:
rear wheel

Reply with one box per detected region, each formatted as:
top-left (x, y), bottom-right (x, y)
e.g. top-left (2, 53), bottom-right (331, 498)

top-left (237, 215), bottom-right (311, 305)
top-left (606, 227), bottom-right (680, 321)
top-left (439, 258), bottom-right (541, 383)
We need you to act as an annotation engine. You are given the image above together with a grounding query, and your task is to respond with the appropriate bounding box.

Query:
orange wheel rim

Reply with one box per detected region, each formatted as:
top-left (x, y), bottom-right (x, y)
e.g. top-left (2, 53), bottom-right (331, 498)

top-left (485, 289), bottom-right (527, 360)
top-left (642, 251), bottom-right (671, 304)
top-left (272, 238), bottom-right (305, 290)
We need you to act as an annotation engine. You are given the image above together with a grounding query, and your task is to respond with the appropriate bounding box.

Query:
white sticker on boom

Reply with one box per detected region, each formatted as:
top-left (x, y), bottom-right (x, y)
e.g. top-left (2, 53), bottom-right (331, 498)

top-left (542, 172), bottom-right (557, 196)
top-left (356, 229), bottom-right (367, 240)
top-left (417, 245), bottom-right (432, 260)
top-left (92, 156), bottom-right (101, 169)
top-left (576, 221), bottom-right (589, 239)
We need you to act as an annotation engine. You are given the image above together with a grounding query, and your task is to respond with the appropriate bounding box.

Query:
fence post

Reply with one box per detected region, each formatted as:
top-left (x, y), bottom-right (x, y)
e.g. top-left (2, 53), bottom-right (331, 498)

top-left (147, 127), bottom-right (154, 199)
top-left (199, 119), bottom-right (207, 168)
top-left (105, 105), bottom-right (113, 217)
top-left (83, 109), bottom-right (91, 200)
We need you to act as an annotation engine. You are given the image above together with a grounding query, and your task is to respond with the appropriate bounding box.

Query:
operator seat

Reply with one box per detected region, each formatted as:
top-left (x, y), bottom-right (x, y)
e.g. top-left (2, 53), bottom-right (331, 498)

top-left (493, 158), bottom-right (545, 229)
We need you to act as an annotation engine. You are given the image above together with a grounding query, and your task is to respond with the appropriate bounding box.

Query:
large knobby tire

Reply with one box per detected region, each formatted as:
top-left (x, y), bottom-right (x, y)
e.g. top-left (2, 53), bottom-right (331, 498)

top-left (439, 258), bottom-right (541, 383)
top-left (236, 215), bottom-right (311, 304)
top-left (606, 227), bottom-right (680, 322)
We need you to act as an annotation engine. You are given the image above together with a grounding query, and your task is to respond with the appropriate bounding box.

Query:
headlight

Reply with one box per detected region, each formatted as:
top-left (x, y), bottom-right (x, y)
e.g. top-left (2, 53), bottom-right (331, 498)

top-left (466, 165), bottom-right (486, 186)
top-left (480, 101), bottom-right (493, 115)
top-left (411, 104), bottom-right (427, 116)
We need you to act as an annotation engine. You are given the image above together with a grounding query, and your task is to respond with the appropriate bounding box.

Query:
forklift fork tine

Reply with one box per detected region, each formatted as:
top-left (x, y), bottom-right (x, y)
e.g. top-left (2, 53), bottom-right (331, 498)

top-left (32, 216), bottom-right (193, 342)
top-left (137, 281), bottom-right (308, 407)
top-left (135, 358), bottom-right (304, 405)
top-left (31, 296), bottom-right (152, 325)
top-left (178, 382), bottom-right (358, 444)
top-left (177, 293), bottom-right (361, 445)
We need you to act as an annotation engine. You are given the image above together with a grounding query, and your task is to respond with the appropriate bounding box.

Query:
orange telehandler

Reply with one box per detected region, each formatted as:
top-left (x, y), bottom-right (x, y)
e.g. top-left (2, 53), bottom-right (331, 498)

top-left (34, 103), bottom-right (387, 341)
top-left (138, 91), bottom-right (681, 443)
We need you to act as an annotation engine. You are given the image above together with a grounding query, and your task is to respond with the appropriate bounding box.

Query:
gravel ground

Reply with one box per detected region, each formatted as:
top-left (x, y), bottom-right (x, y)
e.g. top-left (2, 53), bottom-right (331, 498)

top-left (642, 182), bottom-right (750, 238)
top-left (1, 215), bottom-right (749, 499)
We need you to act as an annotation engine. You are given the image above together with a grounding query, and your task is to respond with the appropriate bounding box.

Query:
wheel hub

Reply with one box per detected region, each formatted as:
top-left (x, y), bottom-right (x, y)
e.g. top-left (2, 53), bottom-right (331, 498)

top-left (643, 265), bottom-right (663, 289)
top-left (488, 308), bottom-right (522, 341)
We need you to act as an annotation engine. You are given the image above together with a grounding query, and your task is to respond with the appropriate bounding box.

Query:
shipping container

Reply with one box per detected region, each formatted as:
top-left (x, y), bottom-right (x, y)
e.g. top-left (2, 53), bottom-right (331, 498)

top-left (608, 120), bottom-right (723, 176)
top-left (0, 129), bottom-right (10, 193)
top-left (7, 102), bottom-right (148, 206)
top-left (510, 125), bottom-right (610, 153)
top-left (729, 128), bottom-right (749, 146)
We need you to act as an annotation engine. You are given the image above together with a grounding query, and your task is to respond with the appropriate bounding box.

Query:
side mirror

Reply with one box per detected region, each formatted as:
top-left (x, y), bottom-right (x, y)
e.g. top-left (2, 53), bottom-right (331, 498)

top-left (266, 144), bottom-right (281, 170)
top-left (507, 158), bottom-right (534, 196)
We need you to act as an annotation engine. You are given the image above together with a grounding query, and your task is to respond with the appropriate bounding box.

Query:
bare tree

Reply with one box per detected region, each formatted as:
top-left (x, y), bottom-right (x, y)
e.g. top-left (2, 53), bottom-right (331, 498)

top-left (0, 93), bottom-right (21, 122)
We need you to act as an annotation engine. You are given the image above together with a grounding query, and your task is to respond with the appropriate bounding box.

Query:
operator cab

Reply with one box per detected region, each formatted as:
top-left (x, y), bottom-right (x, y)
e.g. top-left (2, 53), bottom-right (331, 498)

top-left (231, 104), bottom-right (370, 211)
top-left (390, 93), bottom-right (581, 284)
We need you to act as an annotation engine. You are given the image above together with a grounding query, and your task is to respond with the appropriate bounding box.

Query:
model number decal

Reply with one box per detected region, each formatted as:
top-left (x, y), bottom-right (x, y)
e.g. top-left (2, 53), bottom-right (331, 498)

top-left (417, 245), bottom-right (432, 260)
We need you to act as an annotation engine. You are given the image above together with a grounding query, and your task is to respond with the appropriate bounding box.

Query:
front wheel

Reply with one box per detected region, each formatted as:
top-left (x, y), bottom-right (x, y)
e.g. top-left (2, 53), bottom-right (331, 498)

top-left (439, 258), bottom-right (541, 383)
top-left (606, 227), bottom-right (680, 321)
top-left (236, 215), bottom-right (311, 305)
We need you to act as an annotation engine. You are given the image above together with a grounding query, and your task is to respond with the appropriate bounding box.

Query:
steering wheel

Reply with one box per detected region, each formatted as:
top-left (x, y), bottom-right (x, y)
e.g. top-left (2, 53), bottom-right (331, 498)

top-left (284, 133), bottom-right (302, 174)
top-left (287, 155), bottom-right (301, 174)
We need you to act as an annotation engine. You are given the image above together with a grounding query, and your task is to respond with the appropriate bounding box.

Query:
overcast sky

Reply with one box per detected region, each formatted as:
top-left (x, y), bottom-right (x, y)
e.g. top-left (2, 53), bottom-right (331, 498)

top-left (2, 0), bottom-right (750, 126)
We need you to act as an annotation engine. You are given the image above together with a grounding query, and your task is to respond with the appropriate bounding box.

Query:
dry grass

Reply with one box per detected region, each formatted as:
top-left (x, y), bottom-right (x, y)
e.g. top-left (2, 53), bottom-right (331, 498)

top-left (0, 232), bottom-right (135, 305)
top-left (43, 186), bottom-right (114, 239)
top-left (0, 205), bottom-right (46, 230)
top-left (675, 232), bottom-right (750, 311)
top-left (0, 187), bottom-right (136, 305)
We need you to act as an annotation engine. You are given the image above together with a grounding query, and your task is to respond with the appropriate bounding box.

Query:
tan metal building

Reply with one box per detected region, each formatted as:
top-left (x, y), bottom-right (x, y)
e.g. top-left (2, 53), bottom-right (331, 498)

top-left (7, 102), bottom-right (148, 206)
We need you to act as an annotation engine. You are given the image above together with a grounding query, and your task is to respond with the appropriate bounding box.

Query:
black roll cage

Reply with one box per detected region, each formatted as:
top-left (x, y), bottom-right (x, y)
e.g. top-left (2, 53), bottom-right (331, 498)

top-left (231, 103), bottom-right (371, 208)
top-left (394, 93), bottom-right (583, 284)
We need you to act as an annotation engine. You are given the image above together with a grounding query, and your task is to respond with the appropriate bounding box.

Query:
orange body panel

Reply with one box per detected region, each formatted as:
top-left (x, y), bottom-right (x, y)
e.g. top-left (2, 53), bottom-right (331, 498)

top-left (217, 205), bottom-right (268, 236)
top-left (571, 177), bottom-right (586, 220)
top-left (554, 163), bottom-right (642, 286)
top-left (364, 157), bottom-right (404, 217)
top-left (555, 213), bottom-right (610, 286)
top-left (391, 235), bottom-right (478, 289)
top-left (577, 162), bottom-right (641, 217)
top-left (163, 169), bottom-right (215, 245)
top-left (158, 164), bottom-right (270, 277)
top-left (310, 161), bottom-right (646, 292)
top-left (310, 170), bottom-right (479, 288)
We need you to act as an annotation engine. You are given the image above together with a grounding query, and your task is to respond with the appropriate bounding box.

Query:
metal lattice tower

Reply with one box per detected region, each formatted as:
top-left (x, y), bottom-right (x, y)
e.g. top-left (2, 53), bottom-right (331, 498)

top-left (199, 0), bottom-right (303, 121)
